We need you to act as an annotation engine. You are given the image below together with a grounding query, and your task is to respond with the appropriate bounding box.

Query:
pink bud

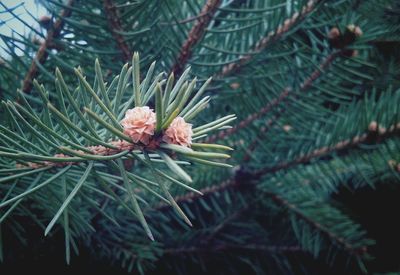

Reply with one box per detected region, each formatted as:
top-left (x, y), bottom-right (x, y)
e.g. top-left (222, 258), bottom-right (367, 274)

top-left (120, 106), bottom-right (156, 145)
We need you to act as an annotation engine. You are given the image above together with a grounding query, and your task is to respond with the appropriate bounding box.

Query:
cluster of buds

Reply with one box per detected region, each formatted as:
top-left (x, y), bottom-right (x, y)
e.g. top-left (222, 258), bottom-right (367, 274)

top-left (120, 106), bottom-right (193, 149)
top-left (328, 24), bottom-right (363, 57)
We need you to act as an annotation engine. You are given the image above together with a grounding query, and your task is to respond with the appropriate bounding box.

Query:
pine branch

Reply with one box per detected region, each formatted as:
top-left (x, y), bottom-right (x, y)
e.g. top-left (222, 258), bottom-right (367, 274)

top-left (254, 121), bottom-right (400, 177)
top-left (206, 51), bottom-right (340, 143)
top-left (103, 0), bottom-right (131, 62)
top-left (266, 191), bottom-right (367, 255)
top-left (171, 0), bottom-right (222, 76)
top-left (218, 0), bottom-right (322, 78)
top-left (21, 0), bottom-right (74, 93)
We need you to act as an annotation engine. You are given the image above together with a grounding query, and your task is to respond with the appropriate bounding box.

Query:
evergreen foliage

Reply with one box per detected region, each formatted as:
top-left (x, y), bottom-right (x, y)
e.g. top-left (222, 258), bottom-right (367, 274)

top-left (0, 0), bottom-right (399, 274)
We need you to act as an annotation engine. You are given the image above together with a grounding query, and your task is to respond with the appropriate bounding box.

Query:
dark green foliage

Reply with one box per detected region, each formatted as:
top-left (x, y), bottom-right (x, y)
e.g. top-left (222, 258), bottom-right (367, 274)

top-left (1, 0), bottom-right (400, 274)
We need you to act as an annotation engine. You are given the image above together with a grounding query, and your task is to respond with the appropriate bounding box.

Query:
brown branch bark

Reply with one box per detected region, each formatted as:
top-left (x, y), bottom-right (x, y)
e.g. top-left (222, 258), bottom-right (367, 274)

top-left (205, 51), bottom-right (340, 144)
top-left (218, 0), bottom-right (321, 78)
top-left (171, 0), bottom-right (222, 76)
top-left (205, 88), bottom-right (290, 143)
top-left (103, 0), bottom-right (131, 62)
top-left (254, 121), bottom-right (400, 177)
top-left (21, 0), bottom-right (74, 93)
top-left (15, 139), bottom-right (139, 169)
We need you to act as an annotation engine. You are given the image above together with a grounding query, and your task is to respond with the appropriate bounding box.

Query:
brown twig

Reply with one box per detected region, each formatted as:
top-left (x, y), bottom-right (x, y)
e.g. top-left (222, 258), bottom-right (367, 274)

top-left (21, 0), bottom-right (74, 93)
top-left (171, 0), bottom-right (222, 76)
top-left (218, 0), bottom-right (321, 78)
top-left (206, 51), bottom-right (340, 144)
top-left (241, 51), bottom-right (341, 159)
top-left (103, 0), bottom-right (131, 62)
top-left (15, 139), bottom-right (139, 169)
top-left (206, 88), bottom-right (291, 143)
top-left (254, 121), bottom-right (400, 177)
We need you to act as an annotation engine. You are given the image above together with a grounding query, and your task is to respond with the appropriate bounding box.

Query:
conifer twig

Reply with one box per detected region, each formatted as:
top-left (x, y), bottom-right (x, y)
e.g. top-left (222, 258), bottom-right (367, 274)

top-left (15, 139), bottom-right (138, 169)
top-left (206, 51), bottom-right (340, 143)
top-left (103, 0), bottom-right (131, 62)
top-left (266, 191), bottom-right (368, 255)
top-left (205, 88), bottom-right (291, 143)
top-left (21, 0), bottom-right (74, 93)
top-left (159, 122), bottom-right (400, 209)
top-left (254, 121), bottom-right (400, 177)
top-left (171, 0), bottom-right (222, 76)
top-left (157, 181), bottom-right (368, 256)
top-left (218, 0), bottom-right (322, 77)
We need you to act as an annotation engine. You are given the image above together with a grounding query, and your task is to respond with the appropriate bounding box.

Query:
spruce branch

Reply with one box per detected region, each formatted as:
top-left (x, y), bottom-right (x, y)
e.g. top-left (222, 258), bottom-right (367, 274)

top-left (254, 121), bottom-right (400, 177)
top-left (171, 0), bottom-right (222, 76)
top-left (160, 122), bottom-right (400, 211)
top-left (103, 0), bottom-right (131, 62)
top-left (205, 88), bottom-right (290, 143)
top-left (21, 0), bottom-right (74, 94)
top-left (155, 179), bottom-right (370, 257)
top-left (206, 51), bottom-right (341, 143)
top-left (218, 0), bottom-right (322, 78)
top-left (266, 191), bottom-right (368, 255)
